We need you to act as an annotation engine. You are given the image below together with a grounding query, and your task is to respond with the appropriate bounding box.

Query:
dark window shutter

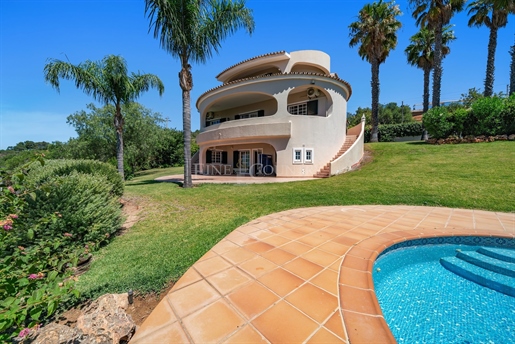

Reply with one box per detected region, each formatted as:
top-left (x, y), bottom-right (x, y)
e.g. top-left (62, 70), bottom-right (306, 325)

top-left (220, 118), bottom-right (227, 123)
top-left (222, 152), bottom-right (228, 164)
top-left (307, 100), bottom-right (318, 115)
top-left (206, 121), bottom-right (210, 127)
top-left (206, 150), bottom-right (212, 163)
top-left (235, 115), bottom-right (241, 120)
top-left (258, 110), bottom-right (265, 117)
top-left (233, 151), bottom-right (240, 168)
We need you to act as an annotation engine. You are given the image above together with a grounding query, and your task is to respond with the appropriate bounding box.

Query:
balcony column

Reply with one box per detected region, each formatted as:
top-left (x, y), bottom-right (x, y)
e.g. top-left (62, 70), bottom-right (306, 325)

top-left (274, 90), bottom-right (290, 117)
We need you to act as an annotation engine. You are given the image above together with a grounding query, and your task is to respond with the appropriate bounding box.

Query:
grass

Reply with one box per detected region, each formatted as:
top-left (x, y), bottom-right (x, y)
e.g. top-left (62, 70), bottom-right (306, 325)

top-left (76, 141), bottom-right (515, 298)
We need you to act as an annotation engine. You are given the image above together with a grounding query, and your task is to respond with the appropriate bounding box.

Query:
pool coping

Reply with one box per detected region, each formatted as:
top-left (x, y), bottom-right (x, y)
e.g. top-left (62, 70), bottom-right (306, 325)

top-left (129, 206), bottom-right (515, 344)
top-left (340, 229), bottom-right (515, 343)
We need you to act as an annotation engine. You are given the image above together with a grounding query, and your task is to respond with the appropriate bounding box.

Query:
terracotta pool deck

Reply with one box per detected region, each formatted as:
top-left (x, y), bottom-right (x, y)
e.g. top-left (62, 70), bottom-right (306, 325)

top-left (130, 205), bottom-right (514, 344)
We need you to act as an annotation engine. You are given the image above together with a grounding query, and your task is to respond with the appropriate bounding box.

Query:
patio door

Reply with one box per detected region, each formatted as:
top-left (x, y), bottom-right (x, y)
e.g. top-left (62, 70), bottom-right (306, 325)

top-left (239, 150), bottom-right (250, 174)
top-left (251, 148), bottom-right (263, 176)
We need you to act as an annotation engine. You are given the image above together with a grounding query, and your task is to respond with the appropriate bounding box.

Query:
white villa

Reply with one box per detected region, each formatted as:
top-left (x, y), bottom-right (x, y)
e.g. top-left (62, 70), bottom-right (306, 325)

top-left (194, 50), bottom-right (365, 178)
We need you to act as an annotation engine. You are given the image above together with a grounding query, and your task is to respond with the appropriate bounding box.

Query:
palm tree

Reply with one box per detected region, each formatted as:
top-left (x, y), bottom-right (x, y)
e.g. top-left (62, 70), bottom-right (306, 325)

top-left (145, 0), bottom-right (254, 188)
top-left (44, 55), bottom-right (164, 180)
top-left (510, 36), bottom-right (515, 95)
top-left (405, 25), bottom-right (456, 113)
top-left (468, 0), bottom-right (513, 97)
top-left (410, 0), bottom-right (466, 107)
top-left (349, 0), bottom-right (402, 142)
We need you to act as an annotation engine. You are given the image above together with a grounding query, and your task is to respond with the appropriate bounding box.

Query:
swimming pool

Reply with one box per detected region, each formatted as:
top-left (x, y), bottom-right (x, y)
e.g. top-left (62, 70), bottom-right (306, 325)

top-left (373, 242), bottom-right (515, 343)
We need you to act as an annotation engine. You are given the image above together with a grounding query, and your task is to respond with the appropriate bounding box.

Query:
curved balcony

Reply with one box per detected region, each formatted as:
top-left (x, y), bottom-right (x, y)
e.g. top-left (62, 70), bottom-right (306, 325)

top-left (196, 118), bottom-right (291, 145)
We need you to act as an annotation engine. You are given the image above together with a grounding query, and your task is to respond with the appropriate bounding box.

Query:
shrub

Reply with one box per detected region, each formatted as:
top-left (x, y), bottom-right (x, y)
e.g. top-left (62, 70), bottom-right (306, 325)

top-left (24, 171), bottom-right (122, 247)
top-left (499, 95), bottom-right (515, 135)
top-left (364, 122), bottom-right (424, 142)
top-left (469, 96), bottom-right (505, 136)
top-left (0, 158), bottom-right (123, 340)
top-left (0, 158), bottom-right (79, 341)
top-left (423, 107), bottom-right (454, 139)
top-left (22, 159), bottom-right (123, 197)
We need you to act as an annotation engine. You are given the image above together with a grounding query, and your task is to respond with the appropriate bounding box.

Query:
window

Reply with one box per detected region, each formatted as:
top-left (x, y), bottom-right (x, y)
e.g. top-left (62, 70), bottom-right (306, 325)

top-left (235, 110), bottom-right (265, 120)
top-left (293, 148), bottom-right (303, 164)
top-left (211, 150), bottom-right (222, 164)
top-left (305, 149), bottom-right (314, 164)
top-left (288, 100), bottom-right (318, 116)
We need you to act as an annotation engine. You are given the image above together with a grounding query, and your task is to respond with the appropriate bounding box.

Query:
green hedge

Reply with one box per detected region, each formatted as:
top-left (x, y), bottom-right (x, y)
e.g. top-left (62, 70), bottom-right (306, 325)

top-left (424, 95), bottom-right (515, 139)
top-left (364, 122), bottom-right (424, 142)
top-left (24, 171), bottom-right (122, 246)
top-left (23, 159), bottom-right (123, 197)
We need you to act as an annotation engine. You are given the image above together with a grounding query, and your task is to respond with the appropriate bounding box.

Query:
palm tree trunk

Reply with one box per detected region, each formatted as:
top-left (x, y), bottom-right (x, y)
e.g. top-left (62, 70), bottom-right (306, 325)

top-left (432, 22), bottom-right (443, 108)
top-left (423, 67), bottom-right (431, 112)
top-left (114, 102), bottom-right (125, 180)
top-left (370, 59), bottom-right (380, 143)
top-left (484, 26), bottom-right (498, 97)
top-left (509, 35), bottom-right (515, 95)
top-left (179, 62), bottom-right (193, 188)
top-left (421, 66), bottom-right (431, 141)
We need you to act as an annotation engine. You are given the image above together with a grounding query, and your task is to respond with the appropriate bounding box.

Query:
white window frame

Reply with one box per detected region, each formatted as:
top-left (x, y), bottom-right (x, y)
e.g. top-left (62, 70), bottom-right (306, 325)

top-left (288, 101), bottom-right (308, 116)
top-left (304, 148), bottom-right (314, 164)
top-left (293, 148), bottom-right (303, 164)
top-left (238, 110), bottom-right (260, 119)
top-left (211, 150), bottom-right (222, 164)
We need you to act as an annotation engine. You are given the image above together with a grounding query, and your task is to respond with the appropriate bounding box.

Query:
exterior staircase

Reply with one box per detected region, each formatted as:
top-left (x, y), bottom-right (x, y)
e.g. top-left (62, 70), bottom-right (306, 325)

top-left (190, 151), bottom-right (200, 174)
top-left (313, 135), bottom-right (357, 178)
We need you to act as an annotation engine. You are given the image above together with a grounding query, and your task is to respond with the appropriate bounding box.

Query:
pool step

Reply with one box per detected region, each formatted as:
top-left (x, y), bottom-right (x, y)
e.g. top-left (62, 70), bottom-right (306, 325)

top-left (477, 247), bottom-right (515, 263)
top-left (456, 251), bottom-right (515, 277)
top-left (440, 246), bottom-right (515, 297)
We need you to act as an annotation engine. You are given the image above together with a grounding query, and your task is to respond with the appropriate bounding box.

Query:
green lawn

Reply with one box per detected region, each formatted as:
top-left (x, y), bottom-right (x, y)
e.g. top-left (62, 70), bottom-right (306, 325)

top-left (77, 141), bottom-right (515, 298)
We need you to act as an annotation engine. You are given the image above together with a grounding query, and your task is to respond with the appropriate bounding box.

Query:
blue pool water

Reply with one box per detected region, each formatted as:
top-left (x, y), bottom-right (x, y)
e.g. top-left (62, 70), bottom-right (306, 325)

top-left (373, 244), bottom-right (515, 343)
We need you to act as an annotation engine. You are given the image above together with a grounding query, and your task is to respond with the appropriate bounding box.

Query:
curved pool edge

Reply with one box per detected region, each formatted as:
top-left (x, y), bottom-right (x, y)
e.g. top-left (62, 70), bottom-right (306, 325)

top-left (339, 229), bottom-right (515, 344)
top-left (129, 206), bottom-right (514, 344)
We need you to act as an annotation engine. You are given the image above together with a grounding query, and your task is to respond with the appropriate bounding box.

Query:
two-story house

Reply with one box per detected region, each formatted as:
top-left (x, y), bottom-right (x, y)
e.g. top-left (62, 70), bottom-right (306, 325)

top-left (195, 50), bottom-right (364, 178)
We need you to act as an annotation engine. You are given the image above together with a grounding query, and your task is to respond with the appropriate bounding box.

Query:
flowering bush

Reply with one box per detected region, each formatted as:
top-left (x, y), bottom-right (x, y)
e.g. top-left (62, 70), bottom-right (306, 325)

top-left (0, 156), bottom-right (122, 341)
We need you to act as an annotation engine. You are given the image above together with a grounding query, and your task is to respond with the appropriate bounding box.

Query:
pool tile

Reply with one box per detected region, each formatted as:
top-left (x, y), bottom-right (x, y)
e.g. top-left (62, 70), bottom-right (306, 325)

top-left (206, 267), bottom-right (252, 295)
top-left (260, 248), bottom-right (296, 265)
top-left (319, 241), bottom-right (350, 255)
top-left (182, 299), bottom-right (244, 343)
top-left (228, 281), bottom-right (279, 319)
top-left (244, 241), bottom-right (275, 254)
top-left (298, 232), bottom-right (333, 246)
top-left (279, 229), bottom-right (306, 240)
top-left (239, 256), bottom-right (277, 278)
top-left (222, 246), bottom-right (256, 265)
top-left (258, 268), bottom-right (304, 297)
top-left (170, 268), bottom-right (203, 292)
top-left (310, 268), bottom-right (339, 296)
top-left (339, 266), bottom-right (370, 290)
top-left (283, 257), bottom-right (323, 280)
top-left (225, 325), bottom-right (269, 343)
top-left (130, 297), bottom-right (177, 339)
top-left (285, 283), bottom-right (338, 323)
top-left (302, 249), bottom-right (340, 267)
top-left (281, 241), bottom-right (313, 255)
top-left (194, 255), bottom-right (232, 277)
top-left (339, 285), bottom-right (382, 315)
top-left (323, 310), bottom-right (347, 340)
top-left (261, 234), bottom-right (290, 247)
top-left (252, 301), bottom-right (319, 343)
top-left (212, 240), bottom-right (239, 255)
top-left (130, 320), bottom-right (190, 344)
top-left (340, 254), bottom-right (369, 272)
top-left (342, 311), bottom-right (396, 344)
top-left (167, 280), bottom-right (220, 318)
top-left (307, 327), bottom-right (344, 343)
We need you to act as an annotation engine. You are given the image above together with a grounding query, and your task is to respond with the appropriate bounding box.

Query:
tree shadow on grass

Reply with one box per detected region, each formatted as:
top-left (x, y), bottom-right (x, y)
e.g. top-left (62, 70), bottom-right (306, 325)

top-left (126, 180), bottom-right (183, 187)
top-left (407, 141), bottom-right (429, 145)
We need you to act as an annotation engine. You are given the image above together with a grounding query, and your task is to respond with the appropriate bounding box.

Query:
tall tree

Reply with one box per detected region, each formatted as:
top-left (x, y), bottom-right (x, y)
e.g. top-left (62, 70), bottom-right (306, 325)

top-left (349, 0), bottom-right (402, 142)
top-left (145, 0), bottom-right (254, 188)
top-left (468, 0), bottom-right (514, 96)
top-left (410, 0), bottom-right (465, 107)
top-left (510, 35), bottom-right (515, 95)
top-left (405, 25), bottom-right (456, 113)
top-left (44, 55), bottom-right (164, 179)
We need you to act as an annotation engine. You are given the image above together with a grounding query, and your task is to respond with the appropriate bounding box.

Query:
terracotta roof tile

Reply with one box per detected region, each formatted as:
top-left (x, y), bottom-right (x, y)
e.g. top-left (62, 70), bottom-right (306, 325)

top-left (197, 72), bottom-right (352, 107)
top-left (215, 51), bottom-right (287, 79)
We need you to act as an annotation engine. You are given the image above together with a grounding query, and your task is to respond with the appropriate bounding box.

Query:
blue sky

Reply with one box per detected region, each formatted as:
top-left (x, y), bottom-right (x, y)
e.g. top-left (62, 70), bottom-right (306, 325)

top-left (1, 0), bottom-right (513, 149)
